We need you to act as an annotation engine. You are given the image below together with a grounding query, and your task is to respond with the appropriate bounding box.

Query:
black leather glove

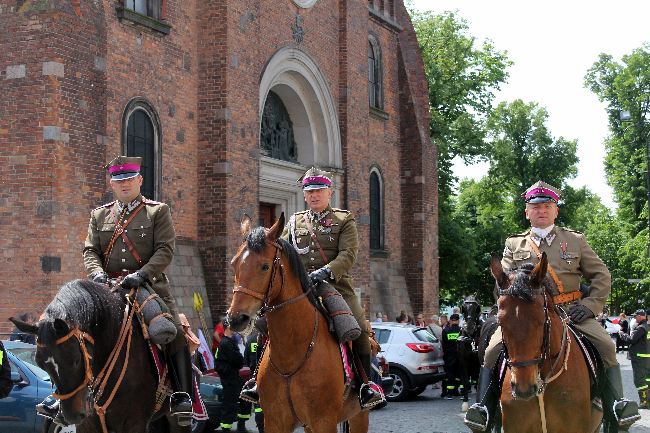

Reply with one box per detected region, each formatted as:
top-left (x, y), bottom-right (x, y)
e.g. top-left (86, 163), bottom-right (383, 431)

top-left (579, 283), bottom-right (590, 299)
top-left (121, 270), bottom-right (148, 289)
top-left (568, 304), bottom-right (594, 323)
top-left (309, 267), bottom-right (331, 285)
top-left (90, 271), bottom-right (108, 285)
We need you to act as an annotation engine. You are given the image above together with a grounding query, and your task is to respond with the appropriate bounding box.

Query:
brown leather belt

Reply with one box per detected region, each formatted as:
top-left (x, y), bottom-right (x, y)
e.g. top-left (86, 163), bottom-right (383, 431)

top-left (554, 291), bottom-right (582, 305)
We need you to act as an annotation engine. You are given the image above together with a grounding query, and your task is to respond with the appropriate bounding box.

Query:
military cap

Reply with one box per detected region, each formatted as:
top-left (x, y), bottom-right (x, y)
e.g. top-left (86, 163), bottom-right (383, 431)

top-left (449, 313), bottom-right (460, 321)
top-left (104, 156), bottom-right (142, 181)
top-left (523, 180), bottom-right (561, 204)
top-left (299, 166), bottom-right (333, 190)
top-left (634, 309), bottom-right (647, 317)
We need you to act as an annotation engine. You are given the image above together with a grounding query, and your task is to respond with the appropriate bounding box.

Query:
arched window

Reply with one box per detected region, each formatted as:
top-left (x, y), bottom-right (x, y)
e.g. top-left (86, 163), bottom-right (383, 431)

top-left (123, 99), bottom-right (161, 200)
top-left (368, 36), bottom-right (383, 109)
top-left (260, 91), bottom-right (298, 163)
top-left (369, 169), bottom-right (384, 250)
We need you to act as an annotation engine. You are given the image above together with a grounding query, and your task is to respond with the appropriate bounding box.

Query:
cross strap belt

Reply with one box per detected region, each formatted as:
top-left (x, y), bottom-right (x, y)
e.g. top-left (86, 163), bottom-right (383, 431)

top-left (526, 238), bottom-right (581, 305)
top-left (303, 215), bottom-right (329, 265)
top-left (103, 203), bottom-right (146, 269)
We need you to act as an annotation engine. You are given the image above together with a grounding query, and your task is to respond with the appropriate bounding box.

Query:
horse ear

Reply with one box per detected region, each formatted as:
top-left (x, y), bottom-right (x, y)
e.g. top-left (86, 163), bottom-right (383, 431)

top-left (9, 316), bottom-right (38, 335)
top-left (531, 252), bottom-right (548, 287)
top-left (267, 212), bottom-right (285, 241)
top-left (53, 318), bottom-right (70, 338)
top-left (489, 253), bottom-right (508, 289)
top-left (240, 214), bottom-right (252, 238)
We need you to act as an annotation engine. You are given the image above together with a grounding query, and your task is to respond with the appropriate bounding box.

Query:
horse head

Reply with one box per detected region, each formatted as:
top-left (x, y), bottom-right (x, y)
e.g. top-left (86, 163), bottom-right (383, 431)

top-left (11, 313), bottom-right (95, 425)
top-left (228, 213), bottom-right (286, 334)
top-left (491, 252), bottom-right (553, 401)
top-left (461, 295), bottom-right (482, 338)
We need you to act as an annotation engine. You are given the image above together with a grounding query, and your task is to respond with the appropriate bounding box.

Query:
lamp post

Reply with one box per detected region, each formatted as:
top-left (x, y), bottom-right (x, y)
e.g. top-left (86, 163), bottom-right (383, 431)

top-left (619, 110), bottom-right (650, 257)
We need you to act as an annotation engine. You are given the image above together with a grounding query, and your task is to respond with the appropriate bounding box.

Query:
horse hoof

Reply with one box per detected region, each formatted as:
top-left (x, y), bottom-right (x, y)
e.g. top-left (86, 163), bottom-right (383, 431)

top-left (461, 402), bottom-right (469, 412)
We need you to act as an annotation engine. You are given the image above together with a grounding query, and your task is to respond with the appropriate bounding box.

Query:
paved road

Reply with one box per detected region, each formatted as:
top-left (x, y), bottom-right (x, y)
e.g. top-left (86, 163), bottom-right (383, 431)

top-left (243, 352), bottom-right (649, 432)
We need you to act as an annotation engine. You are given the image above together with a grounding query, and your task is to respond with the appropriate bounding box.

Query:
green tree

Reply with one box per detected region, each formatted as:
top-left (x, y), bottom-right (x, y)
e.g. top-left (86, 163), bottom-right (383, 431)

top-left (585, 44), bottom-right (650, 233)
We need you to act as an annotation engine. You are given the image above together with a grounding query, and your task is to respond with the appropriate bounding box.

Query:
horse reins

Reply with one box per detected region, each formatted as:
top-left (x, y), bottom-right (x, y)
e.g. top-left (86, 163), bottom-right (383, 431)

top-left (232, 239), bottom-right (319, 426)
top-left (41, 289), bottom-right (138, 433)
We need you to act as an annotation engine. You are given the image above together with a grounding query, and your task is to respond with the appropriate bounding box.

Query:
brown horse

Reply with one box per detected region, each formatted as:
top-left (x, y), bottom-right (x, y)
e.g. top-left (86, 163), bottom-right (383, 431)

top-left (227, 214), bottom-right (369, 433)
top-left (490, 253), bottom-right (603, 433)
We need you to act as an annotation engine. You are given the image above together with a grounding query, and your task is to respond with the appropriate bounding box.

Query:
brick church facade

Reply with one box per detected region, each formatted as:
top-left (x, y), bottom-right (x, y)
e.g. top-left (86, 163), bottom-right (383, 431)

top-left (0, 0), bottom-right (438, 333)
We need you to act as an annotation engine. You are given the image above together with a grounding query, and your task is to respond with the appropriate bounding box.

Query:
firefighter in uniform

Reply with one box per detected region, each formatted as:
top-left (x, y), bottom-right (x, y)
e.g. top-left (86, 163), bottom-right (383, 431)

top-left (619, 309), bottom-right (650, 409)
top-left (243, 320), bottom-right (266, 433)
top-left (465, 181), bottom-right (640, 432)
top-left (38, 156), bottom-right (193, 425)
top-left (240, 167), bottom-right (384, 409)
top-left (216, 319), bottom-right (249, 432)
top-left (442, 313), bottom-right (462, 398)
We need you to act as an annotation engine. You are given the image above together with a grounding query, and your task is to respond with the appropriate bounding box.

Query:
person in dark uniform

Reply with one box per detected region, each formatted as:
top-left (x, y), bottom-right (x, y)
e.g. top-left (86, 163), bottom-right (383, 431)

top-left (465, 181), bottom-right (640, 431)
top-left (0, 341), bottom-right (12, 400)
top-left (442, 313), bottom-right (462, 399)
top-left (240, 167), bottom-right (384, 410)
top-left (215, 319), bottom-right (250, 432)
top-left (243, 319), bottom-right (266, 433)
top-left (37, 156), bottom-right (193, 425)
top-left (619, 309), bottom-right (650, 409)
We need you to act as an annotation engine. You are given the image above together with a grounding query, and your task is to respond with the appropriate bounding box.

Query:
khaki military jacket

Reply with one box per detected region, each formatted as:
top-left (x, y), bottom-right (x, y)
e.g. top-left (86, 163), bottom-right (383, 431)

top-left (281, 206), bottom-right (358, 297)
top-left (82, 195), bottom-right (175, 292)
top-left (501, 226), bottom-right (610, 316)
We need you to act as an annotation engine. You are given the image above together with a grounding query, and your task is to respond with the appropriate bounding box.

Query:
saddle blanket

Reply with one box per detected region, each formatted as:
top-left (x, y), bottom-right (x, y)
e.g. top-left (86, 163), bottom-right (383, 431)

top-left (148, 341), bottom-right (208, 421)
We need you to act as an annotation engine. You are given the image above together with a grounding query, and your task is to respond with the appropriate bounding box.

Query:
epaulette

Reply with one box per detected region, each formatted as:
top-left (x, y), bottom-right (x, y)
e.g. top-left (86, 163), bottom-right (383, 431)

top-left (294, 209), bottom-right (309, 215)
top-left (142, 197), bottom-right (163, 205)
top-left (331, 208), bottom-right (351, 214)
top-left (92, 200), bottom-right (116, 211)
top-left (559, 226), bottom-right (583, 235)
top-left (506, 230), bottom-right (530, 239)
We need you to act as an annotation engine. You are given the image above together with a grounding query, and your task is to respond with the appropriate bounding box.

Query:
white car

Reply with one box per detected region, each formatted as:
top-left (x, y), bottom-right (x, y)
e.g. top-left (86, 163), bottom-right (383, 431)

top-left (372, 323), bottom-right (446, 401)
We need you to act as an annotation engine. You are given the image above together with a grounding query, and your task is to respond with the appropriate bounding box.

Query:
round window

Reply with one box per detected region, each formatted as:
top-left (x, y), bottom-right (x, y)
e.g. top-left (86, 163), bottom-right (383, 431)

top-left (293, 0), bottom-right (318, 8)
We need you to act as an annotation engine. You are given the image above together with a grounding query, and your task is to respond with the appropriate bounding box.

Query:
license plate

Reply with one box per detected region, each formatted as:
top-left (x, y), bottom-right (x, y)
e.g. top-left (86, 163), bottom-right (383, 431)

top-left (60, 425), bottom-right (76, 433)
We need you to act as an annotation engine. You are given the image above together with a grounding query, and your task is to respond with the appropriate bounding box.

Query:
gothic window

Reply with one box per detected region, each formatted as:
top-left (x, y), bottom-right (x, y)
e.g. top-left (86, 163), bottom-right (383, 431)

top-left (124, 0), bottom-right (162, 20)
top-left (370, 169), bottom-right (384, 250)
top-left (123, 101), bottom-right (160, 200)
top-left (260, 91), bottom-right (298, 163)
top-left (368, 36), bottom-right (383, 109)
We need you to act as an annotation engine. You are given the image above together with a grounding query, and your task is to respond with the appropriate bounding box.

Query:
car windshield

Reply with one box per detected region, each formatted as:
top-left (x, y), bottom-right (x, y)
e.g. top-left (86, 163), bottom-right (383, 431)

top-left (9, 347), bottom-right (50, 381)
top-left (413, 328), bottom-right (435, 343)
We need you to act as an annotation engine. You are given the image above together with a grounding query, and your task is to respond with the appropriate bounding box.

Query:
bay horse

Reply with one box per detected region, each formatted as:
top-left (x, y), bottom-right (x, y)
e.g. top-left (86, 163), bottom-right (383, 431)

top-left (458, 295), bottom-right (482, 412)
top-left (10, 279), bottom-right (188, 433)
top-left (490, 253), bottom-right (605, 433)
top-left (227, 214), bottom-right (369, 433)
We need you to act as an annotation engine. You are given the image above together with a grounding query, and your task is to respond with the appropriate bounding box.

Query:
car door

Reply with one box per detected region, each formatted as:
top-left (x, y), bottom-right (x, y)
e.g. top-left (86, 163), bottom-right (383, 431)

top-left (0, 353), bottom-right (47, 433)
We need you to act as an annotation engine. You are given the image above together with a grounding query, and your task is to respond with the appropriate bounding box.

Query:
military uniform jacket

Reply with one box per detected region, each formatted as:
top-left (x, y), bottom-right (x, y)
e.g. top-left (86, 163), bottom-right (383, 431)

top-left (620, 320), bottom-right (649, 359)
top-left (281, 206), bottom-right (358, 297)
top-left (82, 195), bottom-right (176, 293)
top-left (502, 226), bottom-right (611, 316)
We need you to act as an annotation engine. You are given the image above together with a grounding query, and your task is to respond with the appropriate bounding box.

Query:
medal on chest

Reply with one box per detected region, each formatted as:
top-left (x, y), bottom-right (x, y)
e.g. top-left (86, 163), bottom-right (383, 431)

top-left (559, 241), bottom-right (571, 264)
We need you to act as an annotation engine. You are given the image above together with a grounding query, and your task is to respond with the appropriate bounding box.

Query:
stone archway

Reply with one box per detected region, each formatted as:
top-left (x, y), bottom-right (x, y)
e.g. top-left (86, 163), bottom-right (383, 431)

top-left (258, 47), bottom-right (342, 218)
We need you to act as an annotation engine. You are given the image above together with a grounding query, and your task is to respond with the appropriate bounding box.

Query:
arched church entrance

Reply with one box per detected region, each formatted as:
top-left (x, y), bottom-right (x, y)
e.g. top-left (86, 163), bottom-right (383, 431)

top-left (258, 47), bottom-right (342, 225)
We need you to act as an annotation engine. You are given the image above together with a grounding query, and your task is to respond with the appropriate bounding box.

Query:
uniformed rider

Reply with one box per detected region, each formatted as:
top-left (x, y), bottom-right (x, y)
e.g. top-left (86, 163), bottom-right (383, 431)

top-left (240, 167), bottom-right (385, 409)
top-left (464, 181), bottom-right (640, 432)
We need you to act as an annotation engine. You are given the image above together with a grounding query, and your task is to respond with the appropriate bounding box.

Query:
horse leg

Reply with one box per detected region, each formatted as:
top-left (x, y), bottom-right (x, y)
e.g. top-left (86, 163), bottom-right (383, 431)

top-left (346, 411), bottom-right (369, 433)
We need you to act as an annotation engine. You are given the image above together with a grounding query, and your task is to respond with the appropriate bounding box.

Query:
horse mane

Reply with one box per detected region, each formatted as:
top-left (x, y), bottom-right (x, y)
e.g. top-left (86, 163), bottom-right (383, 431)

top-left (39, 279), bottom-right (124, 345)
top-left (507, 263), bottom-right (555, 303)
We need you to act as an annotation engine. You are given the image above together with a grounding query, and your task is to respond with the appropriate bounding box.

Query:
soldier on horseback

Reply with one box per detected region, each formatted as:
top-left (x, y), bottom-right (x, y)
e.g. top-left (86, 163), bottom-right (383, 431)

top-left (240, 167), bottom-right (385, 410)
top-left (37, 156), bottom-right (194, 426)
top-left (464, 181), bottom-right (641, 432)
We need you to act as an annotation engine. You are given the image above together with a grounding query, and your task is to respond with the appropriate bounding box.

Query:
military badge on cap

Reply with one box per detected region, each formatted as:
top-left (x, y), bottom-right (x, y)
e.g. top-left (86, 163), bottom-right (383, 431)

top-left (104, 156), bottom-right (142, 181)
top-left (299, 167), bottom-right (333, 191)
top-left (523, 180), bottom-right (561, 204)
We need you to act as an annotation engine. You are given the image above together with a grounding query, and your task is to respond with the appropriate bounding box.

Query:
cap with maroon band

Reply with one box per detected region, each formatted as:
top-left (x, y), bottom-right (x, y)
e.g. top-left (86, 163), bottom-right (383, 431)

top-left (104, 156), bottom-right (142, 181)
top-left (523, 180), bottom-right (560, 204)
top-left (299, 167), bottom-right (333, 191)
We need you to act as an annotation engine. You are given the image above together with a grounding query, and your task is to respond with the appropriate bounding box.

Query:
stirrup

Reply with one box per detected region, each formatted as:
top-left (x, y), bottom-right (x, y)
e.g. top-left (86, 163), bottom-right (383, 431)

top-left (613, 399), bottom-right (641, 427)
top-left (240, 378), bottom-right (259, 404)
top-left (170, 391), bottom-right (193, 426)
top-left (359, 382), bottom-right (385, 410)
top-left (464, 403), bottom-right (489, 432)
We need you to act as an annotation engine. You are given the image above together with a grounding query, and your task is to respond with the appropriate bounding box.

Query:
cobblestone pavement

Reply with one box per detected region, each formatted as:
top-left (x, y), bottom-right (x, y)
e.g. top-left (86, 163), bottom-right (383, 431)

top-left (242, 352), bottom-right (649, 432)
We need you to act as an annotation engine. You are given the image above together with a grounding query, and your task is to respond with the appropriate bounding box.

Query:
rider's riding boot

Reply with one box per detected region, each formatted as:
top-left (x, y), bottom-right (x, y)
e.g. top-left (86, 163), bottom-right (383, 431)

top-left (169, 350), bottom-right (194, 426)
top-left (464, 366), bottom-right (498, 432)
top-left (36, 395), bottom-right (59, 419)
top-left (240, 377), bottom-right (259, 404)
top-left (358, 352), bottom-right (386, 410)
top-left (639, 390), bottom-right (649, 409)
top-left (606, 365), bottom-right (641, 428)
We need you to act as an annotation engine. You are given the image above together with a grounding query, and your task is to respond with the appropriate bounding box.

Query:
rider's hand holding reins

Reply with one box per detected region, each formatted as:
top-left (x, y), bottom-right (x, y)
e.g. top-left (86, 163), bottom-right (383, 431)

top-left (309, 267), bottom-right (331, 285)
top-left (121, 270), bottom-right (148, 289)
top-left (568, 304), bottom-right (594, 323)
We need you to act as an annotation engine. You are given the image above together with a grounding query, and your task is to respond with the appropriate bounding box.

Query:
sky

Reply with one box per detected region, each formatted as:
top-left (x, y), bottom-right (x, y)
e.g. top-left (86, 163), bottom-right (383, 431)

top-left (410, 0), bottom-right (650, 208)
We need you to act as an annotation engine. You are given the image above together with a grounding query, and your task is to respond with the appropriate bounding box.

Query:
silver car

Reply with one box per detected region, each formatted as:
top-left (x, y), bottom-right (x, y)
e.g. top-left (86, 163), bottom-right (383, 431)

top-left (371, 323), bottom-right (446, 401)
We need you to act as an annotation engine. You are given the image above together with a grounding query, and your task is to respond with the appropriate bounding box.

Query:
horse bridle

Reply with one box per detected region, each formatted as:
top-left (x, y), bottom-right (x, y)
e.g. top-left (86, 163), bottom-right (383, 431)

top-left (232, 240), bottom-right (312, 316)
top-left (39, 328), bottom-right (95, 401)
top-left (498, 287), bottom-right (552, 370)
